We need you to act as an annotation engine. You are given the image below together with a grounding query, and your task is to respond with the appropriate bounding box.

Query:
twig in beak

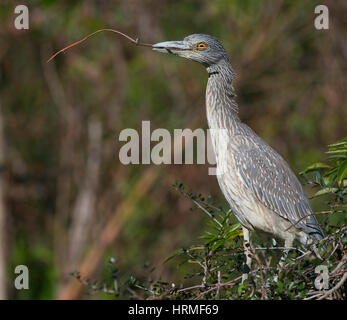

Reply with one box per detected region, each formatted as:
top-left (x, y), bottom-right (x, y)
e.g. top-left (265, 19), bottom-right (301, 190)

top-left (47, 28), bottom-right (153, 63)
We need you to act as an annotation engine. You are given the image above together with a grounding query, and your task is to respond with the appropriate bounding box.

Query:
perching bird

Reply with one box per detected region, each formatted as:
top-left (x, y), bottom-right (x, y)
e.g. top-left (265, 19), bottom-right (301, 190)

top-left (153, 34), bottom-right (324, 280)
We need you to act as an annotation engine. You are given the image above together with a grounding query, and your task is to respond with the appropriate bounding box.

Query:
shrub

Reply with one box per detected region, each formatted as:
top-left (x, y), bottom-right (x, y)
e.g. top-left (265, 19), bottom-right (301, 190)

top-left (75, 139), bottom-right (347, 300)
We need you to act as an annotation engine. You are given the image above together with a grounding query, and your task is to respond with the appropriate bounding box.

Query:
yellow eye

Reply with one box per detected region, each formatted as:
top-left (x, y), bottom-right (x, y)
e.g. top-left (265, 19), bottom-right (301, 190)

top-left (197, 42), bottom-right (207, 50)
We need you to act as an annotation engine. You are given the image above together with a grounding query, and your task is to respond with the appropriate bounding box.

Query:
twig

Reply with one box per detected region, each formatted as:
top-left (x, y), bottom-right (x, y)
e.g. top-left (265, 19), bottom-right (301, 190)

top-left (195, 199), bottom-right (224, 228)
top-left (331, 254), bottom-right (347, 275)
top-left (293, 250), bottom-right (312, 261)
top-left (243, 243), bottom-right (267, 300)
top-left (186, 251), bottom-right (208, 286)
top-left (176, 284), bottom-right (205, 293)
top-left (134, 284), bottom-right (158, 296)
top-left (253, 246), bottom-right (307, 255)
top-left (47, 28), bottom-right (195, 63)
top-left (185, 195), bottom-right (223, 228)
top-left (47, 29), bottom-right (152, 62)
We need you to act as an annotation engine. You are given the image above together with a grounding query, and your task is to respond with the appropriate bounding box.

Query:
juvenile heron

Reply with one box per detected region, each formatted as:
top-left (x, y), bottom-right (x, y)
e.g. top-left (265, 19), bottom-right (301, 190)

top-left (153, 34), bottom-right (324, 280)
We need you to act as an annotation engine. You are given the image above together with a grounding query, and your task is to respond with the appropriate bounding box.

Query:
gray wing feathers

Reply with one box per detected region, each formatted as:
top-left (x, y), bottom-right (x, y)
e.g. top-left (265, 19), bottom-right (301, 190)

top-left (232, 134), bottom-right (324, 240)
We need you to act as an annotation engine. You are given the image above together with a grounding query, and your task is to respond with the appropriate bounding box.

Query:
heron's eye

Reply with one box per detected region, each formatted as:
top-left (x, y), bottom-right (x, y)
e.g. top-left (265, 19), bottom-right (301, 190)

top-left (197, 42), bottom-right (207, 50)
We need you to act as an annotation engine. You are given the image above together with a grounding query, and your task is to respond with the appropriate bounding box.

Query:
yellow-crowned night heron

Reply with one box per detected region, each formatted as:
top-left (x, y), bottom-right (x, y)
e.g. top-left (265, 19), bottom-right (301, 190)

top-left (153, 34), bottom-right (324, 280)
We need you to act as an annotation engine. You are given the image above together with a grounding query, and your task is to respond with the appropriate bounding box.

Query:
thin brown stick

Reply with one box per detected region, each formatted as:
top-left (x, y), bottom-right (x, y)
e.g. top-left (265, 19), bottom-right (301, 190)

top-left (243, 242), bottom-right (266, 300)
top-left (318, 272), bottom-right (347, 300)
top-left (47, 28), bottom-right (153, 62)
top-left (47, 28), bottom-right (194, 63)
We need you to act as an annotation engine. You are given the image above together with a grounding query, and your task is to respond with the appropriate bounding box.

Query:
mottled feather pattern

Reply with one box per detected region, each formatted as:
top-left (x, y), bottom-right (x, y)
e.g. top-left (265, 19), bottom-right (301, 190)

top-left (232, 131), bottom-right (324, 240)
top-left (205, 51), bottom-right (324, 243)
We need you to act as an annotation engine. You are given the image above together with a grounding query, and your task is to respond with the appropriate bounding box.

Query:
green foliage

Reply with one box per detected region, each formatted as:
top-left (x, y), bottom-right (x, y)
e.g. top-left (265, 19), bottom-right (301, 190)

top-left (300, 138), bottom-right (347, 227)
top-left (80, 139), bottom-right (346, 300)
top-left (301, 137), bottom-right (347, 197)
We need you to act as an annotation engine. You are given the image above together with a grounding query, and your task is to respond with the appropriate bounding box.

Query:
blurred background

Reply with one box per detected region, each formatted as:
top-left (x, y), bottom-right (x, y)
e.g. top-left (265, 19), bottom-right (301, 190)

top-left (0, 0), bottom-right (346, 299)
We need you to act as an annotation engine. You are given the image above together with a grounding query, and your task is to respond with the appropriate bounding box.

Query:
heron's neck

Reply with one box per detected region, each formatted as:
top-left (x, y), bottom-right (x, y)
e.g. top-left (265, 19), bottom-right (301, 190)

top-left (205, 60), bottom-right (240, 130)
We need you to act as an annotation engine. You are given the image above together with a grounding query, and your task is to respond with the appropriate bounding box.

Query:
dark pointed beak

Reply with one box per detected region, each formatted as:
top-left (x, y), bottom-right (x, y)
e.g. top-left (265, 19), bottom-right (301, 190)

top-left (152, 41), bottom-right (191, 55)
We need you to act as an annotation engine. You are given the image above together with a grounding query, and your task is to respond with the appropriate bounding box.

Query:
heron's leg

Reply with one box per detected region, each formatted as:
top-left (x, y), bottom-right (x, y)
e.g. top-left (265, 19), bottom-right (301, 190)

top-left (241, 227), bottom-right (252, 283)
top-left (279, 237), bottom-right (294, 268)
top-left (272, 237), bottom-right (293, 283)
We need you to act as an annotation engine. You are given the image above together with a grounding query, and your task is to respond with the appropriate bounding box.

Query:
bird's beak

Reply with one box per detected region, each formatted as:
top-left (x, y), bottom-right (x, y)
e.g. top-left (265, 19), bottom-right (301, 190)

top-left (152, 41), bottom-right (191, 55)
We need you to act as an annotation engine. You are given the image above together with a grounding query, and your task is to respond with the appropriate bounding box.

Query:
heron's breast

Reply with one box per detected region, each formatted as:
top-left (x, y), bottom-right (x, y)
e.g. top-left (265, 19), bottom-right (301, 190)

top-left (212, 141), bottom-right (290, 237)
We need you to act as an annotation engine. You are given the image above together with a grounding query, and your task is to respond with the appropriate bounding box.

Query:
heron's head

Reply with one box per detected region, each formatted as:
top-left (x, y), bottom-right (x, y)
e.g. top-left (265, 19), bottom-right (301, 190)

top-left (152, 34), bottom-right (229, 67)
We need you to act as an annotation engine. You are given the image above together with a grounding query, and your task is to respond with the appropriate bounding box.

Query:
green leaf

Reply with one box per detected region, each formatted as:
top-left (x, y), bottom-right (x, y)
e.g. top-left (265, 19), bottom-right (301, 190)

top-left (228, 223), bottom-right (242, 232)
top-left (313, 187), bottom-right (339, 197)
top-left (327, 155), bottom-right (347, 161)
top-left (337, 160), bottom-right (347, 185)
top-left (328, 138), bottom-right (347, 147)
top-left (300, 162), bottom-right (331, 174)
top-left (322, 168), bottom-right (337, 177)
top-left (211, 240), bottom-right (224, 251)
top-left (200, 232), bottom-right (217, 240)
top-left (325, 173), bottom-right (337, 187)
top-left (187, 259), bottom-right (201, 264)
top-left (277, 281), bottom-right (284, 292)
top-left (164, 248), bottom-right (185, 262)
top-left (326, 148), bottom-right (347, 154)
top-left (313, 171), bottom-right (321, 183)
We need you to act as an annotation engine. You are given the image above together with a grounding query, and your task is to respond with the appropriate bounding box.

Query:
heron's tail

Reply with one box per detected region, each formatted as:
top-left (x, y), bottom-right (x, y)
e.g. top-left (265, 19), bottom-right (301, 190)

top-left (305, 220), bottom-right (326, 252)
